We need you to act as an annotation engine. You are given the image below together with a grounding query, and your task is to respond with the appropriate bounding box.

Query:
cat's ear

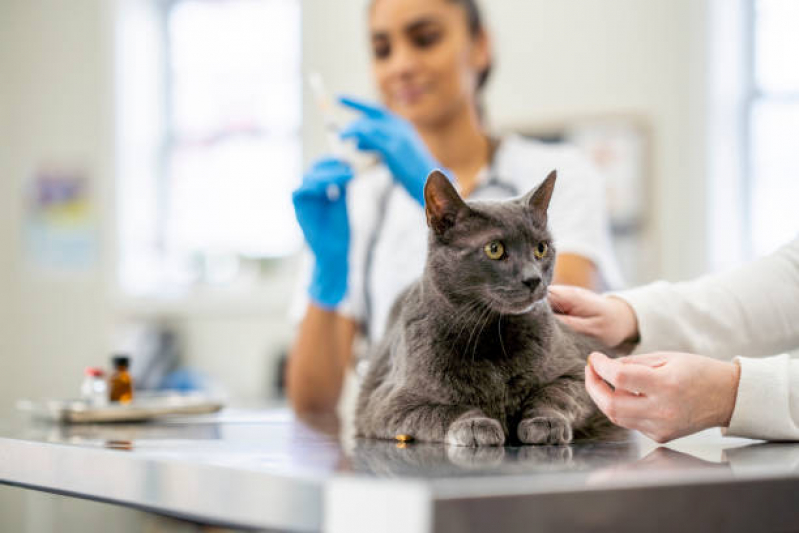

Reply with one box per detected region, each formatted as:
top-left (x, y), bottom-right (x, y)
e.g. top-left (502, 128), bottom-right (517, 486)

top-left (524, 170), bottom-right (557, 227)
top-left (424, 170), bottom-right (469, 236)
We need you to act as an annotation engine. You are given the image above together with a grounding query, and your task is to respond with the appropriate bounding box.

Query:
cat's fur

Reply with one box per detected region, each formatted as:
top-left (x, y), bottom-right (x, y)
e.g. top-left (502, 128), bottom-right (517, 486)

top-left (355, 170), bottom-right (616, 446)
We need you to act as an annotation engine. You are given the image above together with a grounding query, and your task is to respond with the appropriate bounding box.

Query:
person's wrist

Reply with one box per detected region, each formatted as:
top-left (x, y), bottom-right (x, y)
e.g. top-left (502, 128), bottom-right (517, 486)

top-left (309, 259), bottom-right (347, 309)
top-left (607, 295), bottom-right (640, 349)
top-left (717, 360), bottom-right (741, 427)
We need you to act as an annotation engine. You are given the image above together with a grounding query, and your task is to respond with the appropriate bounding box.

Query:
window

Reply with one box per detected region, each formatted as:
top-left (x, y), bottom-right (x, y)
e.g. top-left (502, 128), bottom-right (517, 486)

top-left (747, 0), bottom-right (799, 256)
top-left (117, 0), bottom-right (301, 295)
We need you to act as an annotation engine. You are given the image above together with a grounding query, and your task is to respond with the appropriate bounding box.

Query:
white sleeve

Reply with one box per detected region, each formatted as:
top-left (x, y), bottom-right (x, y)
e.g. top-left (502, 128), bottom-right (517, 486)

top-left (615, 237), bottom-right (799, 441)
top-left (616, 236), bottom-right (799, 358)
top-left (725, 354), bottom-right (799, 441)
top-left (547, 148), bottom-right (624, 289)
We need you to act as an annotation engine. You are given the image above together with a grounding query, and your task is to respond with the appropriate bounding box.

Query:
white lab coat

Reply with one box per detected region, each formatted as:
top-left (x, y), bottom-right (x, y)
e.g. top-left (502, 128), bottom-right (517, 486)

top-left (618, 236), bottom-right (799, 440)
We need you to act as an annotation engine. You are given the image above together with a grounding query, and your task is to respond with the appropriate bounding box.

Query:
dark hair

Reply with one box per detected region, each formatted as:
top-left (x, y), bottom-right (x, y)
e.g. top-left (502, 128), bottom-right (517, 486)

top-left (369, 0), bottom-right (493, 93)
top-left (450, 0), bottom-right (492, 92)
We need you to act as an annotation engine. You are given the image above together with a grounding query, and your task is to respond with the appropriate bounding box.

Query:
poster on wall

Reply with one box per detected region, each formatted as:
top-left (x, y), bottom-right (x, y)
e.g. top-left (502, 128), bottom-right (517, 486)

top-left (23, 165), bottom-right (97, 273)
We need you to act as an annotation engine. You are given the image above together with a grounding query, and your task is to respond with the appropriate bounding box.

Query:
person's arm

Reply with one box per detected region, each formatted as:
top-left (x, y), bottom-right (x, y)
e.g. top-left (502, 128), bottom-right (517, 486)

top-left (549, 237), bottom-right (799, 442)
top-left (289, 158), bottom-right (359, 414)
top-left (550, 237), bottom-right (799, 357)
top-left (618, 238), bottom-right (799, 358)
top-left (725, 353), bottom-right (799, 440)
top-left (286, 305), bottom-right (358, 414)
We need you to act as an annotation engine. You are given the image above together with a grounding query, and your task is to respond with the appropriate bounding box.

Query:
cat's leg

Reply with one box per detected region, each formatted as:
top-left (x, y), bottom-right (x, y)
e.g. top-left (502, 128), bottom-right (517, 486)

top-left (361, 392), bottom-right (505, 446)
top-left (517, 377), bottom-right (593, 445)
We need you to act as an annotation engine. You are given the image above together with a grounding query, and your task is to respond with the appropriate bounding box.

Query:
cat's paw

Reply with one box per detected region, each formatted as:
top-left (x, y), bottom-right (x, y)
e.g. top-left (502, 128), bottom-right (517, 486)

top-left (518, 415), bottom-right (573, 445)
top-left (446, 417), bottom-right (505, 447)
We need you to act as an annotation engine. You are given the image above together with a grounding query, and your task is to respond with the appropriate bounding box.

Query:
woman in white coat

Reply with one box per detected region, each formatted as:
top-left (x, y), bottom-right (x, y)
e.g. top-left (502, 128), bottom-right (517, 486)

top-left (288, 0), bottom-right (622, 414)
top-left (549, 236), bottom-right (799, 443)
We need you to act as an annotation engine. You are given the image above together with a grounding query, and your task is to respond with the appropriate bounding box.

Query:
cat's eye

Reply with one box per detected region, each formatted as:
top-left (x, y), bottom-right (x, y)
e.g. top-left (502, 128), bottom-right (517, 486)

top-left (534, 242), bottom-right (548, 259)
top-left (484, 241), bottom-right (505, 260)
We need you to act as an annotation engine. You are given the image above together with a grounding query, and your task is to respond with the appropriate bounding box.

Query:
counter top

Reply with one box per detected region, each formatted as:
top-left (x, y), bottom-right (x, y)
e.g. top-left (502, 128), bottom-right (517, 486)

top-left (1, 407), bottom-right (798, 532)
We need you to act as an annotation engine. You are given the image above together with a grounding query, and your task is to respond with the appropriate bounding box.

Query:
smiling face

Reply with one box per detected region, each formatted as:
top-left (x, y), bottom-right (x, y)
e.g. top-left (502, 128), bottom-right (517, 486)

top-left (423, 171), bottom-right (558, 315)
top-left (368, 0), bottom-right (490, 127)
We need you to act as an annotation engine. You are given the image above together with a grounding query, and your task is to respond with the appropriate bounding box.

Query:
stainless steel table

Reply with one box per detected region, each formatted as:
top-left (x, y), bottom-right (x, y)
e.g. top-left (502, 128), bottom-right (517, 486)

top-left (1, 408), bottom-right (798, 532)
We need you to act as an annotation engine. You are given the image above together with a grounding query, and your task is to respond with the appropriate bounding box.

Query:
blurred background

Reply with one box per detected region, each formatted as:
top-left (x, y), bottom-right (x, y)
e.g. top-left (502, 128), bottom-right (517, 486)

top-left (3, 0), bottom-right (799, 414)
top-left (0, 0), bottom-right (797, 527)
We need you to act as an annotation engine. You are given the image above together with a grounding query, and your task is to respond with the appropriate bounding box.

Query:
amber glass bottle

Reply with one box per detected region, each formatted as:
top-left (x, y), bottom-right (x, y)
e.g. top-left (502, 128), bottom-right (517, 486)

top-left (109, 355), bottom-right (134, 403)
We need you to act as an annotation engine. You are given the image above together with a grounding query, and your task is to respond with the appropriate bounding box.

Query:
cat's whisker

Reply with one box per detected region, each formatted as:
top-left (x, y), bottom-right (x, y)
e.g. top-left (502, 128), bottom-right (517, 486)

top-left (497, 314), bottom-right (509, 359)
top-left (466, 304), bottom-right (495, 363)
top-left (456, 304), bottom-right (487, 351)
top-left (442, 300), bottom-right (483, 341)
top-left (471, 305), bottom-right (495, 363)
top-left (462, 306), bottom-right (485, 361)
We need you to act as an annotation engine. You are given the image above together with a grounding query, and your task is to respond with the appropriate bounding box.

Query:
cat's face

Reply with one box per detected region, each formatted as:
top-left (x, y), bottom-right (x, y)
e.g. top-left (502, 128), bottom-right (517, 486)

top-left (423, 170), bottom-right (557, 315)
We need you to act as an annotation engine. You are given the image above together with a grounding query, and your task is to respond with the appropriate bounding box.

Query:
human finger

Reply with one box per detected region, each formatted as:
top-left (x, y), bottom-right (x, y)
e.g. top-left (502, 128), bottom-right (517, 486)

top-left (296, 170), bottom-right (353, 199)
top-left (618, 352), bottom-right (671, 368)
top-left (339, 120), bottom-right (387, 153)
top-left (589, 352), bottom-right (656, 394)
top-left (552, 313), bottom-right (595, 336)
top-left (305, 158), bottom-right (353, 181)
top-left (338, 95), bottom-right (386, 118)
top-left (547, 285), bottom-right (595, 317)
top-left (585, 364), bottom-right (650, 422)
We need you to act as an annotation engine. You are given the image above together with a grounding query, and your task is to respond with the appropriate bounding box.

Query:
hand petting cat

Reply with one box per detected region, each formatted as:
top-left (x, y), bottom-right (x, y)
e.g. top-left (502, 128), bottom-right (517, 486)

top-left (548, 285), bottom-right (741, 444)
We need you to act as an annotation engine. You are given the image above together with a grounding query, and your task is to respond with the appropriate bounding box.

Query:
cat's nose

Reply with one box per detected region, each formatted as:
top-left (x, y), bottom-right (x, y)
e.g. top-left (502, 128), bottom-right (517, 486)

top-left (522, 276), bottom-right (541, 291)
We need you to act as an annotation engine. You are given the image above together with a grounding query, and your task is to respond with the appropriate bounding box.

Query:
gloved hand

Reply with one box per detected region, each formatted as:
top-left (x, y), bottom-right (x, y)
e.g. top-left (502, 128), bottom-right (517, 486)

top-left (339, 96), bottom-right (444, 206)
top-left (292, 158), bottom-right (354, 308)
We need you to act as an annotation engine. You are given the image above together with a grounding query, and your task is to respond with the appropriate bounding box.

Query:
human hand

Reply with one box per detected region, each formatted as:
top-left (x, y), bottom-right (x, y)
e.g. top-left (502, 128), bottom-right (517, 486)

top-left (292, 157), bottom-right (353, 308)
top-left (584, 351), bottom-right (741, 443)
top-left (548, 285), bottom-right (639, 350)
top-left (339, 95), bottom-right (443, 206)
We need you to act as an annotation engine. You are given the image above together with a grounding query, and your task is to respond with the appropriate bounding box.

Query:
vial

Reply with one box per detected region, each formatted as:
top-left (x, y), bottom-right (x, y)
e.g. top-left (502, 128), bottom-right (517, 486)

top-left (108, 355), bottom-right (134, 403)
top-left (81, 367), bottom-right (108, 405)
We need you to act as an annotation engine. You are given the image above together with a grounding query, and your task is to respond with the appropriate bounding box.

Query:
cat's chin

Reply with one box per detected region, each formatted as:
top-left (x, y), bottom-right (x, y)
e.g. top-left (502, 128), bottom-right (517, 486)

top-left (493, 297), bottom-right (548, 316)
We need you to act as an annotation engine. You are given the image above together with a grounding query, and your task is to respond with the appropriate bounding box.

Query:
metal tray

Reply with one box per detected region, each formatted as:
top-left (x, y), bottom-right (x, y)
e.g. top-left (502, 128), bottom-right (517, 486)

top-left (16, 393), bottom-right (224, 423)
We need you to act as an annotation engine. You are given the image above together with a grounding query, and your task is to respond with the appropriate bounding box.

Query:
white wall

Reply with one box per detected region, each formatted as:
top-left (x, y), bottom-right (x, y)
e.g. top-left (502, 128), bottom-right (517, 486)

top-left (0, 0), bottom-right (117, 418)
top-left (0, 0), bottom-right (15, 407)
top-left (303, 0), bottom-right (713, 282)
top-left (0, 2), bottom-right (119, 529)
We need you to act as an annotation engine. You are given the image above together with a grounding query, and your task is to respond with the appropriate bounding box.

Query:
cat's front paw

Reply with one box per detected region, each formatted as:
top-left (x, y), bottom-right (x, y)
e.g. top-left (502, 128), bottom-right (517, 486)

top-left (518, 415), bottom-right (573, 445)
top-left (446, 417), bottom-right (505, 447)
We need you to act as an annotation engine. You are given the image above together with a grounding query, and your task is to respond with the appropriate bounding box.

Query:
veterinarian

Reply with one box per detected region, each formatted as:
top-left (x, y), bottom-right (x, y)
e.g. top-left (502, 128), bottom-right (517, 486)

top-left (289, 0), bottom-right (622, 413)
top-left (549, 236), bottom-right (799, 443)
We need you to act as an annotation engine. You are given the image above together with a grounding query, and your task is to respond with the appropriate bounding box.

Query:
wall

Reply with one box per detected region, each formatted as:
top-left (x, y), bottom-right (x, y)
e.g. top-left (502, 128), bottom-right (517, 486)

top-left (0, 0), bottom-right (15, 407)
top-left (0, 1), bottom-right (117, 530)
top-left (0, 0), bottom-right (116, 416)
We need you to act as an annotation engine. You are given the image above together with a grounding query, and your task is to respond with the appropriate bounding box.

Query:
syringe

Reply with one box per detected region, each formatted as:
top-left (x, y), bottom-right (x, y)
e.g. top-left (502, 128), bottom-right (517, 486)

top-left (307, 72), bottom-right (377, 201)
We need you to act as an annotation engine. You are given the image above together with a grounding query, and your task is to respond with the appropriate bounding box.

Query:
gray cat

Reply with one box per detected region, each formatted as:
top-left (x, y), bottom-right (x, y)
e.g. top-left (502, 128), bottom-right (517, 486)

top-left (355, 170), bottom-right (616, 446)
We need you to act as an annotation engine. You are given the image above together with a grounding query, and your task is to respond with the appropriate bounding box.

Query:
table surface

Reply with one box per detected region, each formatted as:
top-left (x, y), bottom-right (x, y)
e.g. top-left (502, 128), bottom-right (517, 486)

top-left (1, 407), bottom-right (798, 532)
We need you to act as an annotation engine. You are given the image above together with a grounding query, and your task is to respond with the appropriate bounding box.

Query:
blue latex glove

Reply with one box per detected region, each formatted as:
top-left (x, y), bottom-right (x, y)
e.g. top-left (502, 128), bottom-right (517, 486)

top-left (339, 96), bottom-right (442, 206)
top-left (292, 158), bottom-right (354, 309)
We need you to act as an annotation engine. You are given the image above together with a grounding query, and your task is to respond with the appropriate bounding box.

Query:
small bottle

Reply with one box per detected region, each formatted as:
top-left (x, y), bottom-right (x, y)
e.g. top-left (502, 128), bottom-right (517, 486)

top-left (81, 367), bottom-right (108, 405)
top-left (108, 355), bottom-right (134, 403)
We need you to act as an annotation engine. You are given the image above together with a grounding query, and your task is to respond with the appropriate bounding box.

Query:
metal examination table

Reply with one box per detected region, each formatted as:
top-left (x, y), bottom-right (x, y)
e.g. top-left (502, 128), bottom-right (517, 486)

top-left (1, 407), bottom-right (798, 532)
